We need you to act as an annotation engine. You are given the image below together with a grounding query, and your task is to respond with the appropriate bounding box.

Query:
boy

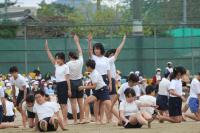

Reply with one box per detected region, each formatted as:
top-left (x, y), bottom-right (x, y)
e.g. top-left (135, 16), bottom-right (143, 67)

top-left (78, 59), bottom-right (112, 124)
top-left (33, 90), bottom-right (66, 132)
top-left (21, 95), bottom-right (36, 128)
top-left (9, 66), bottom-right (27, 112)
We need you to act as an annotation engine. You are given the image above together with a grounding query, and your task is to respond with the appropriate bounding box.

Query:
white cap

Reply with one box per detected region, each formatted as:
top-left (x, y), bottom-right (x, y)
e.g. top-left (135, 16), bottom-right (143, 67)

top-left (6, 82), bottom-right (11, 87)
top-left (156, 68), bottom-right (161, 71)
top-left (33, 81), bottom-right (39, 85)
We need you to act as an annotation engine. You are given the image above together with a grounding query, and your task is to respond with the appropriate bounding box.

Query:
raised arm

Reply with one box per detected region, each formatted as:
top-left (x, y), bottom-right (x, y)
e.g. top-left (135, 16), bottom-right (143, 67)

top-left (74, 34), bottom-right (83, 56)
top-left (87, 33), bottom-right (93, 57)
top-left (45, 40), bottom-right (56, 65)
top-left (114, 34), bottom-right (126, 59)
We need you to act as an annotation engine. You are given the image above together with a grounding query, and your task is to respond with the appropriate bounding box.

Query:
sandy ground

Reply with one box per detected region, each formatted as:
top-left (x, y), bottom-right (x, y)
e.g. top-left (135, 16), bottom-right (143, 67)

top-left (2, 111), bottom-right (200, 133)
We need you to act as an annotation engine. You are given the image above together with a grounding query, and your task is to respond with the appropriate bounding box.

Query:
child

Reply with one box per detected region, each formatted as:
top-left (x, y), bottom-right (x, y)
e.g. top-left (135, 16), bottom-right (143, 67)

top-left (184, 72), bottom-right (200, 121)
top-left (120, 88), bottom-right (155, 129)
top-left (78, 59), bottom-right (112, 124)
top-left (158, 66), bottom-right (186, 123)
top-left (21, 95), bottom-right (36, 128)
top-left (2, 93), bottom-right (15, 123)
top-left (33, 90), bottom-right (66, 132)
top-left (45, 40), bottom-right (71, 125)
top-left (9, 66), bottom-right (28, 113)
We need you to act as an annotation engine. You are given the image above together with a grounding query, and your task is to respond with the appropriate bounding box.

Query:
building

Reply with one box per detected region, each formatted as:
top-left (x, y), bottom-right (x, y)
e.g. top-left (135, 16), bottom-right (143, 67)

top-left (55, 0), bottom-right (90, 8)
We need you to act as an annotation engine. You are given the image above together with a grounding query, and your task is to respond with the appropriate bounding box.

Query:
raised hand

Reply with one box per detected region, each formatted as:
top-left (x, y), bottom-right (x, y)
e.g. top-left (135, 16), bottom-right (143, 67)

top-left (74, 34), bottom-right (79, 43)
top-left (88, 33), bottom-right (93, 42)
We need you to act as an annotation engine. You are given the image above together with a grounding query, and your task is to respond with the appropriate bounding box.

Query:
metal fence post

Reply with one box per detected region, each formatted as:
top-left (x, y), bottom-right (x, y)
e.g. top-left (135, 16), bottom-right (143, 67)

top-left (154, 26), bottom-right (157, 69)
top-left (24, 25), bottom-right (28, 75)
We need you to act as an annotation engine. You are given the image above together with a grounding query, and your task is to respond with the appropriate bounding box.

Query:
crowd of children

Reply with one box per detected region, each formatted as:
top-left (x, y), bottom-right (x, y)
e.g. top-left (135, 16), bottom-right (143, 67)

top-left (0, 33), bottom-right (199, 132)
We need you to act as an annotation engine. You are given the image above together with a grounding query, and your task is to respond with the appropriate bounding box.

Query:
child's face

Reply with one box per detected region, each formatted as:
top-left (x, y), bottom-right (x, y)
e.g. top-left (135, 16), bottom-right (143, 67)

top-left (35, 94), bottom-right (45, 105)
top-left (55, 57), bottom-right (64, 65)
top-left (86, 66), bottom-right (93, 73)
top-left (126, 95), bottom-right (135, 103)
top-left (128, 81), bottom-right (135, 87)
top-left (94, 48), bottom-right (101, 56)
top-left (11, 72), bottom-right (18, 78)
top-left (27, 102), bottom-right (34, 107)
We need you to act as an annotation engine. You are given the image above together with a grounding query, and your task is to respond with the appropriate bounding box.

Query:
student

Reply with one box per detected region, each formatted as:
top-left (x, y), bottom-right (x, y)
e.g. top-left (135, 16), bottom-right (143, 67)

top-left (44, 81), bottom-right (54, 96)
top-left (21, 95), bottom-right (36, 128)
top-left (120, 88), bottom-right (154, 129)
top-left (158, 66), bottom-right (186, 123)
top-left (9, 66), bottom-right (27, 113)
top-left (66, 34), bottom-right (84, 124)
top-left (78, 59), bottom-right (112, 124)
top-left (45, 40), bottom-right (71, 125)
top-left (33, 90), bottom-right (66, 132)
top-left (184, 72), bottom-right (200, 121)
top-left (2, 93), bottom-right (15, 123)
top-left (156, 72), bottom-right (170, 117)
top-left (165, 62), bottom-right (173, 74)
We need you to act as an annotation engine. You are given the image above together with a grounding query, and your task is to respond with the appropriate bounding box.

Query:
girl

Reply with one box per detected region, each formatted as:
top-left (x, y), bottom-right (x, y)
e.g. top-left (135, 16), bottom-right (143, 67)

top-left (158, 66), bottom-right (186, 123)
top-left (66, 34), bottom-right (84, 124)
top-left (45, 40), bottom-right (71, 125)
top-left (120, 88), bottom-right (154, 128)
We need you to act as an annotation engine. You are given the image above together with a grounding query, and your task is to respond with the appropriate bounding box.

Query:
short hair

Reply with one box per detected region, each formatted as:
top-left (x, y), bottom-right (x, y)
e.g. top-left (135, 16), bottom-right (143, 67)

top-left (55, 52), bottom-right (65, 61)
top-left (93, 43), bottom-right (105, 55)
top-left (145, 85), bottom-right (155, 95)
top-left (127, 73), bottom-right (139, 83)
top-left (105, 49), bottom-right (116, 57)
top-left (170, 66), bottom-right (186, 80)
top-left (68, 51), bottom-right (78, 60)
top-left (26, 95), bottom-right (35, 103)
top-left (34, 90), bottom-right (45, 97)
top-left (124, 88), bottom-right (136, 97)
top-left (9, 66), bottom-right (18, 73)
top-left (86, 59), bottom-right (96, 69)
top-left (164, 71), bottom-right (170, 78)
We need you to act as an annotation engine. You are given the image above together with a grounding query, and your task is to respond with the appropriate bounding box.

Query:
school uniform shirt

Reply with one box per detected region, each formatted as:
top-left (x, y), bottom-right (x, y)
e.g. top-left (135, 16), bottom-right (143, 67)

top-left (89, 69), bottom-right (106, 90)
top-left (158, 78), bottom-right (170, 96)
top-left (0, 87), bottom-right (4, 105)
top-left (166, 67), bottom-right (173, 73)
top-left (139, 95), bottom-right (156, 115)
top-left (118, 83), bottom-right (140, 102)
top-left (55, 64), bottom-right (70, 83)
top-left (66, 55), bottom-right (83, 80)
top-left (5, 100), bottom-right (14, 116)
top-left (22, 101), bottom-right (34, 112)
top-left (119, 100), bottom-right (140, 116)
top-left (10, 74), bottom-right (27, 91)
top-left (92, 55), bottom-right (110, 75)
top-left (189, 78), bottom-right (200, 98)
top-left (108, 56), bottom-right (116, 78)
top-left (169, 79), bottom-right (182, 97)
top-left (33, 102), bottom-right (59, 121)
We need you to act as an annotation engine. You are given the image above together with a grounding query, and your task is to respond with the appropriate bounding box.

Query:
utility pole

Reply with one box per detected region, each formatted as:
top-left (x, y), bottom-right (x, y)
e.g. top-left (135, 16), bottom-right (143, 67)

top-left (183, 0), bottom-right (187, 24)
top-left (4, 0), bottom-right (8, 21)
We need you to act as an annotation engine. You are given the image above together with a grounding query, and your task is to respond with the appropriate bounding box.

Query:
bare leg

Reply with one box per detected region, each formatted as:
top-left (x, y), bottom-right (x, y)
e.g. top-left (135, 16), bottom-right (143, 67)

top-left (84, 96), bottom-right (97, 122)
top-left (159, 115), bottom-right (182, 123)
top-left (136, 112), bottom-right (148, 125)
top-left (94, 100), bottom-right (100, 123)
top-left (60, 104), bottom-right (67, 125)
top-left (0, 123), bottom-right (19, 129)
top-left (128, 114), bottom-right (138, 125)
top-left (70, 98), bottom-right (78, 124)
top-left (102, 100), bottom-right (112, 123)
top-left (28, 118), bottom-right (35, 128)
top-left (184, 112), bottom-right (200, 121)
top-left (77, 98), bottom-right (84, 123)
top-left (110, 94), bottom-right (120, 121)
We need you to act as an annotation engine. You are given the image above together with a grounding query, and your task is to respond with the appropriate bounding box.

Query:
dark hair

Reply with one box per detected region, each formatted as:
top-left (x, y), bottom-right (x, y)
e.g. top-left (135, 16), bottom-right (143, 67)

top-left (45, 94), bottom-right (50, 98)
top-left (68, 51), bottom-right (78, 60)
top-left (145, 85), bottom-right (155, 95)
top-left (55, 52), bottom-right (65, 61)
top-left (34, 90), bottom-right (45, 97)
top-left (124, 88), bottom-right (136, 97)
top-left (93, 43), bottom-right (105, 55)
top-left (26, 95), bottom-right (35, 103)
top-left (164, 71), bottom-right (170, 78)
top-left (86, 59), bottom-right (96, 69)
top-left (198, 72), bottom-right (200, 76)
top-left (9, 66), bottom-right (18, 73)
top-left (127, 73), bottom-right (139, 83)
top-left (105, 49), bottom-right (116, 57)
top-left (170, 66), bottom-right (186, 80)
top-left (4, 93), bottom-right (12, 102)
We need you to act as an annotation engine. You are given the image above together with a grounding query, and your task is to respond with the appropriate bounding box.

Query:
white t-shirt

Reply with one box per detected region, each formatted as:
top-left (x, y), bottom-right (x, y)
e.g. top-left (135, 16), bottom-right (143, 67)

top-left (166, 67), bottom-right (173, 73)
top-left (89, 69), bottom-right (106, 90)
top-left (108, 56), bottom-right (116, 78)
top-left (5, 100), bottom-right (14, 116)
top-left (10, 74), bottom-right (27, 90)
top-left (33, 102), bottom-right (59, 121)
top-left (92, 55), bottom-right (110, 75)
top-left (22, 101), bottom-right (34, 112)
top-left (189, 78), bottom-right (200, 98)
top-left (139, 95), bottom-right (156, 115)
top-left (119, 100), bottom-right (140, 116)
top-left (55, 64), bottom-right (70, 82)
top-left (169, 79), bottom-right (182, 97)
top-left (66, 55), bottom-right (83, 80)
top-left (0, 87), bottom-right (5, 105)
top-left (134, 85), bottom-right (142, 97)
top-left (118, 83), bottom-right (140, 102)
top-left (158, 78), bottom-right (170, 96)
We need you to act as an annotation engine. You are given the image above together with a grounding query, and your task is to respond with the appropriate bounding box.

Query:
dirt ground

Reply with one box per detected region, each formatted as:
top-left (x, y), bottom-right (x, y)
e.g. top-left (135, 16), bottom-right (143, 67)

top-left (2, 112), bottom-right (200, 133)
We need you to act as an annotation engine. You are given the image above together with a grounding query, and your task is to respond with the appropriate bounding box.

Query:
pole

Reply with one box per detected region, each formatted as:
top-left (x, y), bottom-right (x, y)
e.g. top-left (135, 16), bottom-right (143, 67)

top-left (183, 0), bottom-right (187, 24)
top-left (154, 26), bottom-right (157, 69)
top-left (24, 26), bottom-right (28, 74)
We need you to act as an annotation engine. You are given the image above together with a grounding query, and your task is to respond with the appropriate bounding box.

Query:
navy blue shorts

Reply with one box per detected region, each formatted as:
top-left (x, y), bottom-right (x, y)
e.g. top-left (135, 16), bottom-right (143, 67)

top-left (93, 86), bottom-right (110, 101)
top-left (169, 97), bottom-right (182, 117)
top-left (38, 117), bottom-right (57, 132)
top-left (70, 79), bottom-right (84, 98)
top-left (188, 97), bottom-right (199, 113)
top-left (102, 75), bottom-right (109, 85)
top-left (17, 90), bottom-right (24, 106)
top-left (122, 116), bottom-right (142, 128)
top-left (56, 81), bottom-right (68, 104)
top-left (27, 110), bottom-right (36, 118)
top-left (2, 115), bottom-right (14, 122)
top-left (109, 78), bottom-right (117, 95)
top-left (0, 105), bottom-right (3, 124)
top-left (156, 95), bottom-right (169, 111)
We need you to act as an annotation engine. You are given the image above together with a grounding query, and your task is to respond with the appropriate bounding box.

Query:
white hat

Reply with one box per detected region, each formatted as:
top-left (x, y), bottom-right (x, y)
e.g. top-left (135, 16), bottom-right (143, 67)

top-left (167, 62), bottom-right (173, 65)
top-left (6, 82), bottom-right (11, 87)
top-left (33, 81), bottom-right (39, 85)
top-left (156, 68), bottom-right (161, 71)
